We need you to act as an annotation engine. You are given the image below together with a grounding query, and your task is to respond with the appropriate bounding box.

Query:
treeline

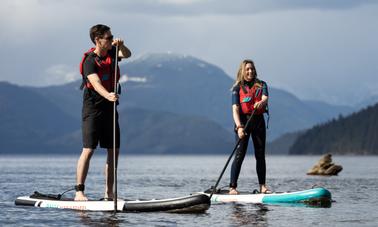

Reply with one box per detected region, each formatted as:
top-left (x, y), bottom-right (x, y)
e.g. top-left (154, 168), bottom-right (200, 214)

top-left (289, 103), bottom-right (378, 155)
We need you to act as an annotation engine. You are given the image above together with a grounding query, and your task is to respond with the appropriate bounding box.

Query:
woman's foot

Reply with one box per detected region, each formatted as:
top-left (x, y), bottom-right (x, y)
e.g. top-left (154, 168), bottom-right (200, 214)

top-left (260, 185), bottom-right (272, 194)
top-left (229, 187), bottom-right (239, 195)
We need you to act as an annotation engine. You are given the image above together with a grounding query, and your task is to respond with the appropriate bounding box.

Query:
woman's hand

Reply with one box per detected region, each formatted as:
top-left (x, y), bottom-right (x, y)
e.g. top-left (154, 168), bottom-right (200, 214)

top-left (237, 128), bottom-right (245, 139)
top-left (254, 95), bottom-right (268, 110)
top-left (254, 100), bottom-right (266, 110)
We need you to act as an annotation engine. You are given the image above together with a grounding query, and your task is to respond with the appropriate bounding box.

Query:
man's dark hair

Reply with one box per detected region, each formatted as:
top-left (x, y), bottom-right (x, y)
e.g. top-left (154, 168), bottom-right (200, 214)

top-left (89, 24), bottom-right (110, 44)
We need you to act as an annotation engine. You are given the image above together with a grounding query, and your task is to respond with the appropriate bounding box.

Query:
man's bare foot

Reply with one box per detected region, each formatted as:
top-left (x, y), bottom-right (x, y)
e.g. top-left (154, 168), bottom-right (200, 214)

top-left (229, 187), bottom-right (239, 195)
top-left (103, 192), bottom-right (114, 201)
top-left (75, 191), bottom-right (88, 201)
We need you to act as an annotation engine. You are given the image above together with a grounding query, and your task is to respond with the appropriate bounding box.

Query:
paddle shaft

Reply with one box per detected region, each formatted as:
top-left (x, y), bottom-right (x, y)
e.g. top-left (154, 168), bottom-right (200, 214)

top-left (209, 138), bottom-right (241, 199)
top-left (209, 108), bottom-right (257, 199)
top-left (113, 44), bottom-right (119, 213)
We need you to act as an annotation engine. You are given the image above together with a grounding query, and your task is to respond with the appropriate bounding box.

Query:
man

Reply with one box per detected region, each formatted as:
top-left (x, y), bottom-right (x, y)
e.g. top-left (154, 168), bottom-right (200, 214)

top-left (75, 24), bottom-right (131, 201)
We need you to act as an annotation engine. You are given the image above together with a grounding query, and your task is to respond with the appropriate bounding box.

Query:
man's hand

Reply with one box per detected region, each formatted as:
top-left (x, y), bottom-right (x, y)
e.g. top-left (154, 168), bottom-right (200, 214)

top-left (106, 92), bottom-right (119, 102)
top-left (112, 38), bottom-right (131, 58)
top-left (112, 38), bottom-right (124, 47)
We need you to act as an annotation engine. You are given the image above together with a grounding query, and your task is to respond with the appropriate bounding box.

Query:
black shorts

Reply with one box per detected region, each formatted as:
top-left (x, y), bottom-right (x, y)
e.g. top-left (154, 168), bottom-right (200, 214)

top-left (82, 90), bottom-right (120, 149)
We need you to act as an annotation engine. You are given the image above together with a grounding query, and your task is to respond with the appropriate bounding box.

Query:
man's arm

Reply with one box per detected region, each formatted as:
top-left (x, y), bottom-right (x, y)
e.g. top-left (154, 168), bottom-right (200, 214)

top-left (112, 39), bottom-right (131, 59)
top-left (118, 43), bottom-right (131, 58)
top-left (87, 74), bottom-right (118, 102)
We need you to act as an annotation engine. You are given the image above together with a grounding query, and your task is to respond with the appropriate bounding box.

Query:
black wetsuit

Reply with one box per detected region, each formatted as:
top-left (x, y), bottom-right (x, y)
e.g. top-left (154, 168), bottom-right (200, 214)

top-left (230, 80), bottom-right (268, 188)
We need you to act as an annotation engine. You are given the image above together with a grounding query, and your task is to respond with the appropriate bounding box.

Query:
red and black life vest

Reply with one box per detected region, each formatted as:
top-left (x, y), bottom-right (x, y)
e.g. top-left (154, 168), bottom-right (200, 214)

top-left (239, 80), bottom-right (267, 115)
top-left (79, 48), bottom-right (120, 92)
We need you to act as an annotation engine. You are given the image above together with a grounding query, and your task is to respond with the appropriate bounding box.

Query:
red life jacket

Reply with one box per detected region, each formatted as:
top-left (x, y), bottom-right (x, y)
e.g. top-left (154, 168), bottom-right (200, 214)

top-left (239, 80), bottom-right (267, 115)
top-left (79, 48), bottom-right (120, 92)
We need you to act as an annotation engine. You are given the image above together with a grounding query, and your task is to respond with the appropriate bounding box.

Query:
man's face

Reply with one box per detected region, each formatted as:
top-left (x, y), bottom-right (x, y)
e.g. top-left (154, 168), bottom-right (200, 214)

top-left (97, 31), bottom-right (113, 50)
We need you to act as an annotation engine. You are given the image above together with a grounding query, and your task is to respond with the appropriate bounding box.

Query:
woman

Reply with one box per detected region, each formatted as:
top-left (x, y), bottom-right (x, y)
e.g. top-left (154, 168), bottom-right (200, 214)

top-left (229, 59), bottom-right (271, 195)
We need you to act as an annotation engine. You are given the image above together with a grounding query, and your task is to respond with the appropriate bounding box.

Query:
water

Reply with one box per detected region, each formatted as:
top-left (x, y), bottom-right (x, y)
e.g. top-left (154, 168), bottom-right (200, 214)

top-left (1, 155), bottom-right (377, 226)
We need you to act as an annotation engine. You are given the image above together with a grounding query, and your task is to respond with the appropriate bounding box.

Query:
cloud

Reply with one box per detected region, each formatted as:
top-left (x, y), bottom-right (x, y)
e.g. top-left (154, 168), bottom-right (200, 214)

top-left (0, 0), bottom-right (377, 105)
top-left (93, 0), bottom-right (378, 16)
top-left (44, 64), bottom-right (78, 86)
top-left (1, 0), bottom-right (376, 36)
top-left (4, 0), bottom-right (371, 18)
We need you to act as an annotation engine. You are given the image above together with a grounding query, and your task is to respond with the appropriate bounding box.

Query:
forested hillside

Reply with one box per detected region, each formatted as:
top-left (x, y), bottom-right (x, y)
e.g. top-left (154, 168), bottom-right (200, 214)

top-left (289, 103), bottom-right (378, 155)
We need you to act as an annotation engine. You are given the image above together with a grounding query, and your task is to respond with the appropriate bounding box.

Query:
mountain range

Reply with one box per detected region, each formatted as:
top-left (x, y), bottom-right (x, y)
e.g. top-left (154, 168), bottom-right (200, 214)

top-left (0, 82), bottom-right (77, 153)
top-left (0, 53), bottom-right (359, 154)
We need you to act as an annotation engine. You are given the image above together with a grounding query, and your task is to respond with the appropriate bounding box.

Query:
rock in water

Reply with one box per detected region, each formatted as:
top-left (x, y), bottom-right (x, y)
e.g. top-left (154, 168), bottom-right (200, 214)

top-left (307, 154), bottom-right (343, 175)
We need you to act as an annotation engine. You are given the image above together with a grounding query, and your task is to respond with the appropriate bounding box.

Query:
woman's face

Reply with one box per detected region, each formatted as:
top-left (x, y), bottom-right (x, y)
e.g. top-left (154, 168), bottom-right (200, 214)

top-left (243, 63), bottom-right (255, 82)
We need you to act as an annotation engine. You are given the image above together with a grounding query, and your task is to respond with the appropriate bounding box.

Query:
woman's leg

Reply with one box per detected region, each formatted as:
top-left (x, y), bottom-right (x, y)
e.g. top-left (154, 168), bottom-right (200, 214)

top-left (230, 133), bottom-right (250, 189)
top-left (251, 115), bottom-right (266, 186)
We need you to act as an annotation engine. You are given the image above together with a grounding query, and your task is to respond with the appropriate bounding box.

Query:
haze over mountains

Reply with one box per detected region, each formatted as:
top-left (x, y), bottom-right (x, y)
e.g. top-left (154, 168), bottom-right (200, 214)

top-left (0, 53), bottom-right (369, 154)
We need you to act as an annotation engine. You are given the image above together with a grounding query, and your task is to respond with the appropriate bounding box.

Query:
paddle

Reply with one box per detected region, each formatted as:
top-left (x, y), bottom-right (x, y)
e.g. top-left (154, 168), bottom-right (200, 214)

top-left (209, 107), bottom-right (257, 199)
top-left (113, 44), bottom-right (119, 213)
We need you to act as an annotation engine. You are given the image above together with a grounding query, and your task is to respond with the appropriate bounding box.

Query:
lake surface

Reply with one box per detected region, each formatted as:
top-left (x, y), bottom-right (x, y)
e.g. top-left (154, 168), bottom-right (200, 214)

top-left (1, 155), bottom-right (377, 226)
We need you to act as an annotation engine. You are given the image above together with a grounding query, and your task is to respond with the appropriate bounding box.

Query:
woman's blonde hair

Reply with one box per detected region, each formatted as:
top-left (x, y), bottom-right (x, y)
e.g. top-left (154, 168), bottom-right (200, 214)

top-left (232, 59), bottom-right (257, 88)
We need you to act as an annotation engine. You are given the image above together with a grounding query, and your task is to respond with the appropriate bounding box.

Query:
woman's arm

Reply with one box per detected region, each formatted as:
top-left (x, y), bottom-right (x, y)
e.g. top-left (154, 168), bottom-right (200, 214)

top-left (233, 104), bottom-right (245, 139)
top-left (232, 104), bottom-right (242, 127)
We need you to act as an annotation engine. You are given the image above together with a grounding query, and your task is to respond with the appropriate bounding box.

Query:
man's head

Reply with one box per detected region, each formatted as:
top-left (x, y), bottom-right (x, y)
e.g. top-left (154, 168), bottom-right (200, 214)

top-left (89, 24), bottom-right (111, 44)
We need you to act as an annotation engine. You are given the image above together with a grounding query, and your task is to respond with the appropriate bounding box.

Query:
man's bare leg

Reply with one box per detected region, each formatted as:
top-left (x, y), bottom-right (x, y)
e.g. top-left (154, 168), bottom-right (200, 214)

top-left (75, 148), bottom-right (94, 201)
top-left (105, 148), bottom-right (119, 199)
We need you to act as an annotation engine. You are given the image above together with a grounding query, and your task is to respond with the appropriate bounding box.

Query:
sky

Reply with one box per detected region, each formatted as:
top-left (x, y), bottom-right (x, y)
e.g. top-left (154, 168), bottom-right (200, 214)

top-left (0, 0), bottom-right (377, 105)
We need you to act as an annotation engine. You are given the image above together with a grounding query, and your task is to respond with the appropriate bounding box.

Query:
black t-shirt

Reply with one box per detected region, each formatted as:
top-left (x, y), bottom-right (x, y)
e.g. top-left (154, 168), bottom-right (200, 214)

top-left (82, 47), bottom-right (117, 109)
top-left (82, 47), bottom-right (117, 78)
